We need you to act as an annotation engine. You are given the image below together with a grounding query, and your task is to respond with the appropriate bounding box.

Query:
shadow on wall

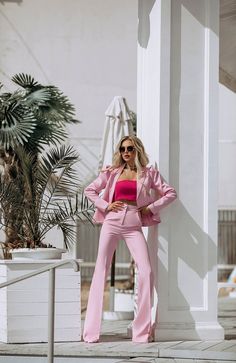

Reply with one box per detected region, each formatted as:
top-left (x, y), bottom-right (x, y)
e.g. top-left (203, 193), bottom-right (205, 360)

top-left (148, 199), bottom-right (217, 339)
top-left (138, 0), bottom-right (218, 50)
top-left (138, 0), bottom-right (155, 48)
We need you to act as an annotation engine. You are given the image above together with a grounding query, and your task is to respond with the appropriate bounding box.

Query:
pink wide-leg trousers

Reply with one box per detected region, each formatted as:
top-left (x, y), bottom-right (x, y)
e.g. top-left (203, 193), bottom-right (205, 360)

top-left (83, 205), bottom-right (154, 343)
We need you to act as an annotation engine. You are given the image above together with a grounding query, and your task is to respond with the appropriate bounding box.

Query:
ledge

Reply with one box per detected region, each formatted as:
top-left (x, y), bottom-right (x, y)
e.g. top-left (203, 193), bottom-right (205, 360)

top-left (0, 258), bottom-right (83, 265)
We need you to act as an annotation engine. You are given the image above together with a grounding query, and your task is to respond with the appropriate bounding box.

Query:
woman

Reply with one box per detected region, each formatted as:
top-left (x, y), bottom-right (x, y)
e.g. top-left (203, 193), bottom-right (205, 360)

top-left (83, 136), bottom-right (177, 343)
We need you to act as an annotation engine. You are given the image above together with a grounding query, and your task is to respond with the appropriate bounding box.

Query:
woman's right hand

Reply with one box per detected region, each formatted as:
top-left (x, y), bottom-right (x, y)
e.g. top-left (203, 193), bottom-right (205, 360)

top-left (107, 201), bottom-right (125, 212)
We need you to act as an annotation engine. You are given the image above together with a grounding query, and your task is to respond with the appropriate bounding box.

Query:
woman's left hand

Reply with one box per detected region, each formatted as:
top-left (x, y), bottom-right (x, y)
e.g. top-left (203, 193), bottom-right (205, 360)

top-left (139, 206), bottom-right (152, 216)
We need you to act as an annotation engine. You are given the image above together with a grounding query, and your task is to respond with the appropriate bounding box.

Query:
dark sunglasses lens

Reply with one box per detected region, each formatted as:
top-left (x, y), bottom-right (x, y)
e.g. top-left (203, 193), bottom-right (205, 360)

top-left (119, 146), bottom-right (134, 153)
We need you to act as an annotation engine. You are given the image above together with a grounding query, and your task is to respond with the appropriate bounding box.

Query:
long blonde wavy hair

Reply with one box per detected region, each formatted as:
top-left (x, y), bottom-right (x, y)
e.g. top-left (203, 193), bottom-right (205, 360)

top-left (112, 136), bottom-right (149, 176)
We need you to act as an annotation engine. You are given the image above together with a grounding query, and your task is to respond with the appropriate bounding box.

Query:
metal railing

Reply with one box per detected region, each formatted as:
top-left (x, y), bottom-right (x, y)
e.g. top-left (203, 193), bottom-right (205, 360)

top-left (0, 259), bottom-right (80, 363)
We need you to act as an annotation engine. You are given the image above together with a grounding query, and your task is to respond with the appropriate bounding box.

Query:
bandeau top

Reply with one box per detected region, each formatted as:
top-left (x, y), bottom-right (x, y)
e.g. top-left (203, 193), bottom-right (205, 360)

top-left (114, 180), bottom-right (137, 201)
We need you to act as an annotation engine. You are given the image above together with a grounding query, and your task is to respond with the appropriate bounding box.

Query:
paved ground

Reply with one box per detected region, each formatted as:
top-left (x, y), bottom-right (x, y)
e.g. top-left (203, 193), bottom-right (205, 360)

top-left (218, 296), bottom-right (236, 340)
top-left (0, 290), bottom-right (235, 362)
top-left (0, 329), bottom-right (235, 362)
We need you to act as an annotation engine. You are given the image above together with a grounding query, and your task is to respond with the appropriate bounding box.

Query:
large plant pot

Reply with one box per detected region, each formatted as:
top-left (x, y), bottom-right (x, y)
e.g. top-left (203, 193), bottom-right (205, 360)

top-left (103, 289), bottom-right (134, 320)
top-left (115, 289), bottom-right (134, 312)
top-left (10, 248), bottom-right (66, 260)
top-left (0, 259), bottom-right (81, 343)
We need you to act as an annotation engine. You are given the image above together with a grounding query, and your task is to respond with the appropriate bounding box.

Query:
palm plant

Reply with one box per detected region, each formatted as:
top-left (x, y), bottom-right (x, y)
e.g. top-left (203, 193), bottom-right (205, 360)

top-left (0, 74), bottom-right (93, 256)
top-left (0, 144), bottom-right (94, 254)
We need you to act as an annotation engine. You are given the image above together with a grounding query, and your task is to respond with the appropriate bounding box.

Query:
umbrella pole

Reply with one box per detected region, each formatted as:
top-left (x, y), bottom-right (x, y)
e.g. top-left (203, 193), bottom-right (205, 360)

top-left (109, 251), bottom-right (116, 311)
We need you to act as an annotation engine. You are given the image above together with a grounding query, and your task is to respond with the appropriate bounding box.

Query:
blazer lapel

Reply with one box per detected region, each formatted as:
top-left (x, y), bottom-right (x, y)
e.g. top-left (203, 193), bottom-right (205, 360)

top-left (137, 169), bottom-right (146, 199)
top-left (109, 165), bottom-right (125, 203)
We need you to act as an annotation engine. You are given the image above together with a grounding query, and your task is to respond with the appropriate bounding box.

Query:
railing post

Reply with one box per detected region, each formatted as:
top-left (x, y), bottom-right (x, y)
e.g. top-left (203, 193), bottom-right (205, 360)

top-left (48, 268), bottom-right (56, 363)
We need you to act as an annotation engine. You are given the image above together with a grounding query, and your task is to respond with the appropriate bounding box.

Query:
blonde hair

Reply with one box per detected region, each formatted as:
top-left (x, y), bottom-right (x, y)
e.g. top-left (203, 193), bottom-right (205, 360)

top-left (112, 135), bottom-right (149, 176)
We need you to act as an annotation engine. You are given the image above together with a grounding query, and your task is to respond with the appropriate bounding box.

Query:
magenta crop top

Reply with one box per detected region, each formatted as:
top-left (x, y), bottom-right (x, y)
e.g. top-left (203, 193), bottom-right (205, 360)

top-left (114, 180), bottom-right (137, 201)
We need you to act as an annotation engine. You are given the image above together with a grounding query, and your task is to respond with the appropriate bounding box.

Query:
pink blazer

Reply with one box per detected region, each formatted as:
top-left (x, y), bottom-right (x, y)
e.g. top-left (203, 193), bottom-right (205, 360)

top-left (84, 165), bottom-right (177, 226)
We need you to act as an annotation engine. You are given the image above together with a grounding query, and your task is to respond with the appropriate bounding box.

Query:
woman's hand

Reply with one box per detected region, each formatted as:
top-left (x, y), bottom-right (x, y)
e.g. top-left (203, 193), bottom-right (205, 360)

top-left (107, 201), bottom-right (125, 212)
top-left (139, 206), bottom-right (152, 217)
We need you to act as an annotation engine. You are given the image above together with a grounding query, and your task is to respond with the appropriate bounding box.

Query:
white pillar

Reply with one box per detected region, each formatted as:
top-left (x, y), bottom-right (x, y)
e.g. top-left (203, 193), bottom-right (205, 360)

top-left (137, 0), bottom-right (224, 341)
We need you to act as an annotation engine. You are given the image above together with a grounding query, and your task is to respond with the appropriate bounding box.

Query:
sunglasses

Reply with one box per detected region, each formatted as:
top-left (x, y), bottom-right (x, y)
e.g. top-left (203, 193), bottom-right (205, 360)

top-left (119, 146), bottom-right (135, 153)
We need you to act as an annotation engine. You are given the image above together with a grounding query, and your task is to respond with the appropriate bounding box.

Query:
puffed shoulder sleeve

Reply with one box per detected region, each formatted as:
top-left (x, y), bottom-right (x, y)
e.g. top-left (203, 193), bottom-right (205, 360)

top-left (147, 167), bottom-right (177, 215)
top-left (84, 167), bottom-right (111, 212)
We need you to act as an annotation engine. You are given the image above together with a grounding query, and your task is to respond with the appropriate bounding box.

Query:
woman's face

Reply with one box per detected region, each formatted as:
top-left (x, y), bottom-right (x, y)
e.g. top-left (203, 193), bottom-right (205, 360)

top-left (120, 139), bottom-right (136, 165)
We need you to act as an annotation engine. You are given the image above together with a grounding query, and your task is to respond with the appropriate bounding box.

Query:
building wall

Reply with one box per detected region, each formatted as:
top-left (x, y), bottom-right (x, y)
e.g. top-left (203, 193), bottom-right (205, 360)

top-left (0, 0), bottom-right (137, 184)
top-left (0, 0), bottom-right (137, 250)
top-left (219, 83), bottom-right (236, 209)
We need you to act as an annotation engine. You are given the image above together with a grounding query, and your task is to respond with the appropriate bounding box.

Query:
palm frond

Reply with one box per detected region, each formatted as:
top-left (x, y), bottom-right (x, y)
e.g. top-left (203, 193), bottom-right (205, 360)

top-left (0, 94), bottom-right (37, 149)
top-left (58, 221), bottom-right (77, 249)
top-left (40, 145), bottom-right (79, 186)
top-left (22, 118), bottom-right (67, 152)
top-left (39, 194), bottom-right (94, 248)
top-left (12, 73), bottom-right (40, 89)
top-left (76, 192), bottom-right (95, 224)
top-left (25, 88), bottom-right (52, 107)
top-left (45, 86), bottom-right (77, 122)
top-left (36, 145), bottom-right (79, 223)
top-left (1, 75), bottom-right (79, 151)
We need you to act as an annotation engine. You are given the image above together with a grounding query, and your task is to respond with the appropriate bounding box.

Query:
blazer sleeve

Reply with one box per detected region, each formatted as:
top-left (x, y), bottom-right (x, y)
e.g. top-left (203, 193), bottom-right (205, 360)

top-left (147, 167), bottom-right (177, 215)
top-left (84, 168), bottom-right (111, 212)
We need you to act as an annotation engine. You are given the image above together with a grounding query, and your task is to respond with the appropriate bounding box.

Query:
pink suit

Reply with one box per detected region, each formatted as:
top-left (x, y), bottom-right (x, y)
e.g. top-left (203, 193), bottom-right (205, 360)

top-left (83, 165), bottom-right (177, 343)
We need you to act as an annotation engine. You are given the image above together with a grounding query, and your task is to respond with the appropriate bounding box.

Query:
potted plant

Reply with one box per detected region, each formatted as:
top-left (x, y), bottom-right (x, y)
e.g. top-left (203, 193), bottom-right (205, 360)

top-left (0, 73), bottom-right (93, 258)
top-left (0, 144), bottom-right (94, 259)
top-left (0, 74), bottom-right (94, 343)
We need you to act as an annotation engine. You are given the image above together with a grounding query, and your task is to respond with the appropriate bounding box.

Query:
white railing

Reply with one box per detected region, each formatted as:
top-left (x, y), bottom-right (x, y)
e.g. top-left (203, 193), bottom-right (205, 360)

top-left (0, 259), bottom-right (80, 363)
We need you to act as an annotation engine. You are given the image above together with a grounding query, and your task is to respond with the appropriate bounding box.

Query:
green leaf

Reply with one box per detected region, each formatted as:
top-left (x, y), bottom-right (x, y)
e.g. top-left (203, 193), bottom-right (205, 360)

top-left (12, 73), bottom-right (40, 89)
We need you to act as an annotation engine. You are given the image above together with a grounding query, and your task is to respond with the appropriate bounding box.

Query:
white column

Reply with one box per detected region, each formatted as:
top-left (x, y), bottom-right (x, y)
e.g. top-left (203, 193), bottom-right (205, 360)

top-left (137, 0), bottom-right (224, 340)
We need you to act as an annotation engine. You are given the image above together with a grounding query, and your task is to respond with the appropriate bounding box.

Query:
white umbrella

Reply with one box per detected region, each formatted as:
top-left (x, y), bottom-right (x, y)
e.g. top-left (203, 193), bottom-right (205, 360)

top-left (99, 96), bottom-right (134, 318)
top-left (98, 96), bottom-right (134, 170)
